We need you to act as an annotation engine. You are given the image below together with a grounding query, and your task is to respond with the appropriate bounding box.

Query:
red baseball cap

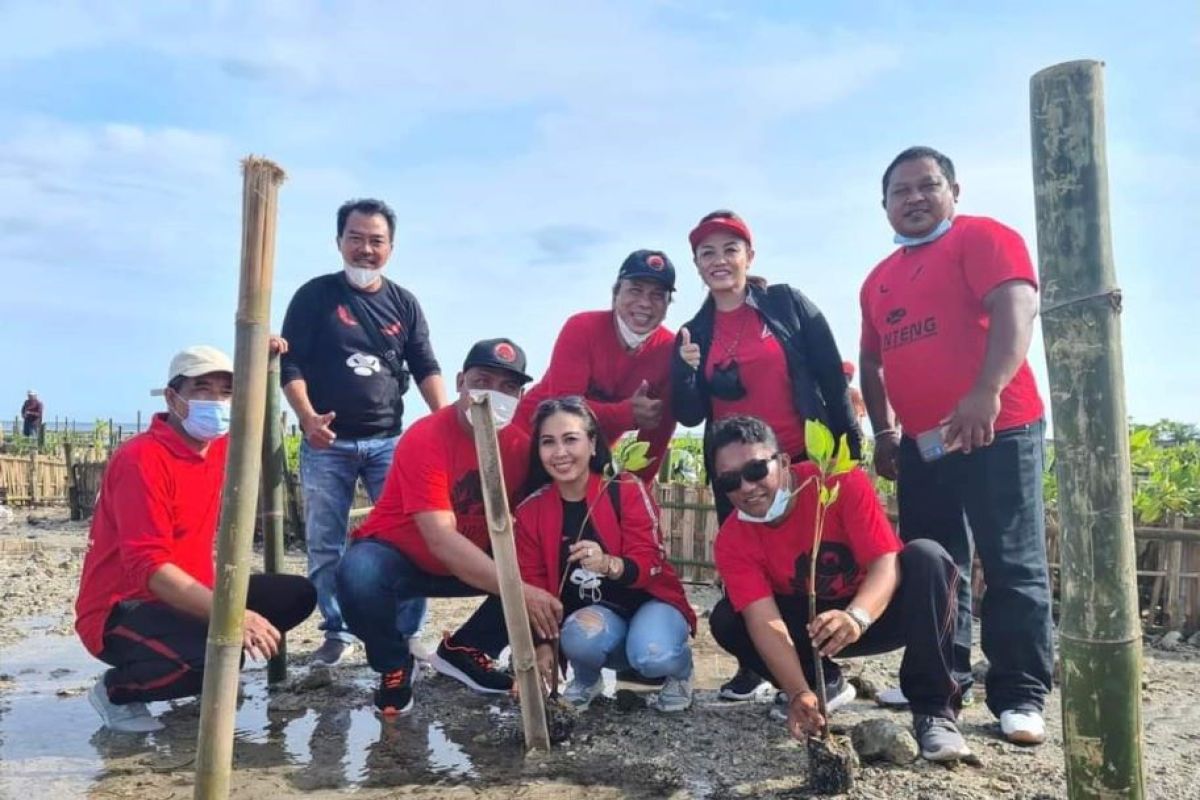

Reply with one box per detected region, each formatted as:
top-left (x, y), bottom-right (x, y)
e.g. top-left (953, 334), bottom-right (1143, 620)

top-left (842, 361), bottom-right (856, 379)
top-left (688, 214), bottom-right (753, 252)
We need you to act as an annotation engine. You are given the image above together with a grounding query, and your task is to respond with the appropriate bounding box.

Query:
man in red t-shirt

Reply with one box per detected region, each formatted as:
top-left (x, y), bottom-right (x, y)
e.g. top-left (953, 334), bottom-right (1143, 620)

top-left (513, 249), bottom-right (677, 482)
top-left (708, 416), bottom-right (969, 762)
top-left (859, 146), bottom-right (1052, 745)
top-left (336, 338), bottom-right (564, 716)
top-left (75, 345), bottom-right (315, 733)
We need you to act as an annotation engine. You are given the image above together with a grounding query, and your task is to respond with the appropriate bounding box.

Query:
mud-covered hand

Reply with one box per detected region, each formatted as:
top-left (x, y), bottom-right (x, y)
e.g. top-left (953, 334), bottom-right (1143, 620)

top-left (787, 690), bottom-right (826, 739)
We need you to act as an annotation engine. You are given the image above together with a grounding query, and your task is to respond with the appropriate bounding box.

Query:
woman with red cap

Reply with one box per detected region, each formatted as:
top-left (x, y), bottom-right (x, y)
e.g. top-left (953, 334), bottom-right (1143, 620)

top-left (671, 209), bottom-right (862, 701)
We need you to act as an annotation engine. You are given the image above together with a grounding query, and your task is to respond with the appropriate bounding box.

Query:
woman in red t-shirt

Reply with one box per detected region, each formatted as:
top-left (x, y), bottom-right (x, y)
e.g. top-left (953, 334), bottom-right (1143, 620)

top-left (514, 397), bottom-right (696, 713)
top-left (671, 209), bottom-right (862, 700)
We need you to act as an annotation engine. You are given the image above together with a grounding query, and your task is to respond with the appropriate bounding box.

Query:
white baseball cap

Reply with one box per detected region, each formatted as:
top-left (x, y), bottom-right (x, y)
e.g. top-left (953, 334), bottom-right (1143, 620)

top-left (168, 345), bottom-right (233, 384)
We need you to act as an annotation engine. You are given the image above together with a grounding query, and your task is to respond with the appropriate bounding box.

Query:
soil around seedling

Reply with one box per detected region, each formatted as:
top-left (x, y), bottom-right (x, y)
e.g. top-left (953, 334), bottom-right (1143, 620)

top-left (2, 509), bottom-right (1200, 799)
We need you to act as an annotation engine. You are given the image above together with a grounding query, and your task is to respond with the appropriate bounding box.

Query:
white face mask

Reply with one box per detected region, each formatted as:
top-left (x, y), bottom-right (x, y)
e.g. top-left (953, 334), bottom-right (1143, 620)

top-left (736, 486), bottom-right (794, 524)
top-left (465, 389), bottom-right (518, 430)
top-left (893, 217), bottom-right (953, 247)
top-left (615, 312), bottom-right (653, 349)
top-left (344, 263), bottom-right (383, 289)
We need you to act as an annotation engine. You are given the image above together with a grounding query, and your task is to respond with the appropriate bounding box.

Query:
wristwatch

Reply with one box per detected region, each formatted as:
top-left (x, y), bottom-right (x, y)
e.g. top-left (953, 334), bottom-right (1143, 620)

top-left (845, 606), bottom-right (873, 634)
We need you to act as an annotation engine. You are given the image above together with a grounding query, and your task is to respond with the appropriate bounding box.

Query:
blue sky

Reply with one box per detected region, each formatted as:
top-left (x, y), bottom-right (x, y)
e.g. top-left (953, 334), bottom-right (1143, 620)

top-left (1, 1), bottom-right (1196, 431)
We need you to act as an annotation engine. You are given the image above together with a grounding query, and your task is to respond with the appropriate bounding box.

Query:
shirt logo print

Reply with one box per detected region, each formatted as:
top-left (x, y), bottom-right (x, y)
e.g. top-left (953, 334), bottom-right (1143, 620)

top-left (346, 352), bottom-right (382, 376)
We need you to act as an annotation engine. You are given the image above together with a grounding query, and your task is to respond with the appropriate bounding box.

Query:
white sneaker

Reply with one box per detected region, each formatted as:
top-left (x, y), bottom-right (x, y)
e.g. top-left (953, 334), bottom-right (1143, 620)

top-left (876, 685), bottom-right (909, 707)
top-left (88, 679), bottom-right (164, 733)
top-left (653, 675), bottom-right (693, 713)
top-left (1000, 709), bottom-right (1046, 745)
top-left (408, 636), bottom-right (432, 663)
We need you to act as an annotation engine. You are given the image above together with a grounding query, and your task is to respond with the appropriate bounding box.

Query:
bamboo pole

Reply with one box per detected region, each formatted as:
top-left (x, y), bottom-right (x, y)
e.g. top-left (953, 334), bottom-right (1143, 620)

top-left (1030, 60), bottom-right (1145, 799)
top-left (63, 442), bottom-right (79, 521)
top-left (261, 353), bottom-right (288, 684)
top-left (193, 156), bottom-right (286, 800)
top-left (468, 395), bottom-right (551, 752)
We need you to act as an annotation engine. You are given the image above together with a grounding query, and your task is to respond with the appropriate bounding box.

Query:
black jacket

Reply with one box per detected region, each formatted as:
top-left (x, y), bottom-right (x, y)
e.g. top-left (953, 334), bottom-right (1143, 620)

top-left (671, 282), bottom-right (863, 481)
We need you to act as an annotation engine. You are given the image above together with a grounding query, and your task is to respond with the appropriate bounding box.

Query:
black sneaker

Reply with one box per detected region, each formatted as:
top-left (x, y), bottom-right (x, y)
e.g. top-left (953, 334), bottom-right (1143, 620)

top-left (374, 666), bottom-right (414, 717)
top-left (616, 668), bottom-right (666, 687)
top-left (718, 666), bottom-right (769, 701)
top-left (429, 635), bottom-right (513, 694)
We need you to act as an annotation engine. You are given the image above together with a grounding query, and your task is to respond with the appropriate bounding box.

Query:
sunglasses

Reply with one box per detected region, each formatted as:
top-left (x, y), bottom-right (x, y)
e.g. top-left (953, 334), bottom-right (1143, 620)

top-left (713, 454), bottom-right (779, 494)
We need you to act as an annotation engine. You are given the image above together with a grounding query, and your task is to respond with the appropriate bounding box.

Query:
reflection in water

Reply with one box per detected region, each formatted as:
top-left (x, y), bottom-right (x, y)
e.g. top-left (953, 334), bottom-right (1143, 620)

top-left (426, 720), bottom-right (477, 779)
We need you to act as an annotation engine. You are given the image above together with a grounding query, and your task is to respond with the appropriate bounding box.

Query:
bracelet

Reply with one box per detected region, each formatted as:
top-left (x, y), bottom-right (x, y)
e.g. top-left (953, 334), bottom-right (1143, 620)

top-left (872, 428), bottom-right (898, 439)
top-left (845, 605), bottom-right (873, 634)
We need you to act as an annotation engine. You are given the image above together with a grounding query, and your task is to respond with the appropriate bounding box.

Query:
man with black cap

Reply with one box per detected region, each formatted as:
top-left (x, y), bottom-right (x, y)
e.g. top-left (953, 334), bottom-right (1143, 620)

top-left (337, 338), bottom-right (564, 716)
top-left (514, 249), bottom-right (678, 482)
top-left (76, 345), bottom-right (315, 732)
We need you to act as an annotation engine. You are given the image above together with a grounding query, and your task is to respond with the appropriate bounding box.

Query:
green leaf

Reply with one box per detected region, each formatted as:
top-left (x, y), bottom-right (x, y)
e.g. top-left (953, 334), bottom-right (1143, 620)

top-left (827, 480), bottom-right (840, 507)
top-left (832, 434), bottom-right (858, 476)
top-left (805, 419), bottom-right (835, 470)
top-left (819, 484), bottom-right (831, 505)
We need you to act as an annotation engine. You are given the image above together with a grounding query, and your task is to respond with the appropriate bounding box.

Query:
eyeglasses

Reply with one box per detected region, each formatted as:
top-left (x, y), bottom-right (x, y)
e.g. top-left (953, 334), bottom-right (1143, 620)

top-left (713, 454), bottom-right (779, 494)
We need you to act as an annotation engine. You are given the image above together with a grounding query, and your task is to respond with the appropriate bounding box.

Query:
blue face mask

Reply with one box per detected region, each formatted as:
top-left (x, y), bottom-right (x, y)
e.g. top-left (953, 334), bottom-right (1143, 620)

top-left (893, 217), bottom-right (953, 247)
top-left (182, 399), bottom-right (231, 441)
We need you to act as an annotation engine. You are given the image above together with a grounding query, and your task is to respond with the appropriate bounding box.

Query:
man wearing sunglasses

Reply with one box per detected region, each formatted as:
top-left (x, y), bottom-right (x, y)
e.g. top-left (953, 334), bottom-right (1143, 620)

top-left (708, 415), bottom-right (971, 762)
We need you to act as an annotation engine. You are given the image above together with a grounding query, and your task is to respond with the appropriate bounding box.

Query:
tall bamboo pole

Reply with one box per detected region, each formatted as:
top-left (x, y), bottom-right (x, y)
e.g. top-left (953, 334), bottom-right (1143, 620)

top-left (1030, 60), bottom-right (1144, 799)
top-left (193, 157), bottom-right (286, 800)
top-left (261, 353), bottom-right (288, 685)
top-left (469, 395), bottom-right (551, 751)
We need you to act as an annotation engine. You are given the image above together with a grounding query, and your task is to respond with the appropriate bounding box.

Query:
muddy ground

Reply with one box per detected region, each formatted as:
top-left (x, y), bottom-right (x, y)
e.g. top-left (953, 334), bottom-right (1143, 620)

top-left (1, 509), bottom-right (1197, 799)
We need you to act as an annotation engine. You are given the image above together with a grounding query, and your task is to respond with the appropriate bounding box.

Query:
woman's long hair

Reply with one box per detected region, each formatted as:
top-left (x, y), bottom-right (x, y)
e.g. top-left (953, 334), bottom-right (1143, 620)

top-left (523, 396), bottom-right (613, 497)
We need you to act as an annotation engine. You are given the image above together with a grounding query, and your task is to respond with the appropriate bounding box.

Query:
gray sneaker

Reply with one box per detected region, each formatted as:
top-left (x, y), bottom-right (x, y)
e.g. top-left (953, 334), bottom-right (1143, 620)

top-left (562, 675), bottom-right (604, 710)
top-left (310, 639), bottom-right (354, 667)
top-left (88, 678), bottom-right (164, 733)
top-left (914, 714), bottom-right (971, 762)
top-left (653, 674), bottom-right (693, 713)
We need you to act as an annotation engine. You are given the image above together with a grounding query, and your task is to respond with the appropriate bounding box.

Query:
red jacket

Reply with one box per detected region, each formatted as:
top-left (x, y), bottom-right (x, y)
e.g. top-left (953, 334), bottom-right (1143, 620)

top-left (74, 414), bottom-right (227, 656)
top-left (514, 472), bottom-right (696, 633)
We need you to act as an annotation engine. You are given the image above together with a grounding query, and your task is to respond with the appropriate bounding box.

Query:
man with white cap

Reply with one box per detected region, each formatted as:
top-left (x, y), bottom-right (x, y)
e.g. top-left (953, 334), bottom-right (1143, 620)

top-left (20, 389), bottom-right (43, 438)
top-left (75, 344), bottom-right (316, 733)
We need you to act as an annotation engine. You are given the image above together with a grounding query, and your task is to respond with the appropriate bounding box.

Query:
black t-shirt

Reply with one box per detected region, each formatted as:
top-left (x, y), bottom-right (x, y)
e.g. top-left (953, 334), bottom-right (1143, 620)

top-left (559, 498), bottom-right (649, 619)
top-left (280, 273), bottom-right (440, 438)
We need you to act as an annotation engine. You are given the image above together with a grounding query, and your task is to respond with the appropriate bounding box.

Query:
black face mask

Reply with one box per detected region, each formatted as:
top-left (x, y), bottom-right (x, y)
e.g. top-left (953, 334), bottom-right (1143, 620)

top-left (709, 360), bottom-right (747, 401)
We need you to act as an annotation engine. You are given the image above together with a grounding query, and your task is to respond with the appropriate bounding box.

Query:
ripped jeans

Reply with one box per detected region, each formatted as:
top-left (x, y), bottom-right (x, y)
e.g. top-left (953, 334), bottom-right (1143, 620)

top-left (560, 600), bottom-right (692, 687)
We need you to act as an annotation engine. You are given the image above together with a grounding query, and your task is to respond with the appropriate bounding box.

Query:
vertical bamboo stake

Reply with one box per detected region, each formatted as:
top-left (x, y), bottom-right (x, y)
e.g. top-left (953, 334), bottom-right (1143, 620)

top-left (64, 442), bottom-right (79, 521)
top-left (468, 395), bottom-right (551, 752)
top-left (193, 156), bottom-right (286, 800)
top-left (1031, 60), bottom-right (1145, 799)
top-left (261, 353), bottom-right (288, 684)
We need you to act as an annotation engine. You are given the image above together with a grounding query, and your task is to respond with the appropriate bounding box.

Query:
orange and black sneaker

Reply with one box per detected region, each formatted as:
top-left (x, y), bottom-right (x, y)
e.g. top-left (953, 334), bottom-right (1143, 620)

top-left (374, 666), bottom-right (414, 717)
top-left (429, 633), bottom-right (513, 694)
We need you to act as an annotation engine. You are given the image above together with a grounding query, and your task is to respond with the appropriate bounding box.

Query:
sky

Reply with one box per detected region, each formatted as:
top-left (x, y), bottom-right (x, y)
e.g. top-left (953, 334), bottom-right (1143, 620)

top-left (1, 0), bottom-right (1196, 432)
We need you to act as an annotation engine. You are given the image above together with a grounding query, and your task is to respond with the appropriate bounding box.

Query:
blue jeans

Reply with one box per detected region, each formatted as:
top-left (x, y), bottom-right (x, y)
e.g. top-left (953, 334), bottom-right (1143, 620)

top-left (336, 538), bottom-right (508, 674)
top-left (560, 601), bottom-right (692, 687)
top-left (897, 419), bottom-right (1053, 715)
top-left (300, 435), bottom-right (398, 643)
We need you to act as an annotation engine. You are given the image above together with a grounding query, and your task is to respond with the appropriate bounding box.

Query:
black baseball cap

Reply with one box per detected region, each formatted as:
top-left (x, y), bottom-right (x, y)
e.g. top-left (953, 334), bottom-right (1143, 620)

top-left (617, 249), bottom-right (676, 291)
top-left (462, 338), bottom-right (533, 383)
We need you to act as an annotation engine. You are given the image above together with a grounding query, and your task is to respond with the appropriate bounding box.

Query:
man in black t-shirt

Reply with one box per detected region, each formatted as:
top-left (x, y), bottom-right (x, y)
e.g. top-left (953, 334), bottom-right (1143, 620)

top-left (281, 198), bottom-right (449, 666)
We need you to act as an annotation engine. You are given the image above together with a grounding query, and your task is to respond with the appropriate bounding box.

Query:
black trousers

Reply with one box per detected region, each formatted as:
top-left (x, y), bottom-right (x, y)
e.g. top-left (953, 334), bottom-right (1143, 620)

top-left (897, 420), bottom-right (1053, 714)
top-left (710, 540), bottom-right (962, 720)
top-left (98, 573), bottom-right (316, 704)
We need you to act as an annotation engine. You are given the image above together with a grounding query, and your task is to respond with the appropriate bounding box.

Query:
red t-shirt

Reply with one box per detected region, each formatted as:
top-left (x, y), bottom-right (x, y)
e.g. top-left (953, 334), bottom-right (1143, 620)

top-left (705, 303), bottom-right (806, 457)
top-left (74, 414), bottom-right (227, 656)
top-left (514, 310), bottom-right (675, 478)
top-left (353, 404), bottom-right (530, 575)
top-left (860, 215), bottom-right (1045, 434)
top-left (714, 463), bottom-right (901, 612)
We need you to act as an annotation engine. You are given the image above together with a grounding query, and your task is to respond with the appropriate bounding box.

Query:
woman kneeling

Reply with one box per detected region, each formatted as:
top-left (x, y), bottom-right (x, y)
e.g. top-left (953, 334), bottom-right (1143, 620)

top-left (515, 397), bottom-right (697, 712)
